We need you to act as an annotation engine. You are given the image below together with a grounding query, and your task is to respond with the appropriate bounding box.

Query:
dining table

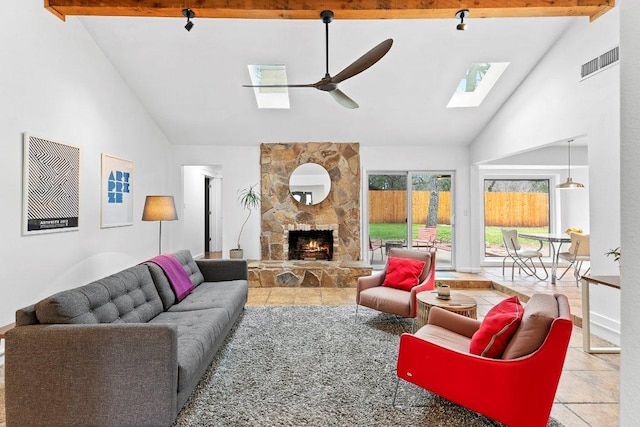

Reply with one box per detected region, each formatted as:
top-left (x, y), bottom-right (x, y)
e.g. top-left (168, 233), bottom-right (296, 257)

top-left (518, 233), bottom-right (571, 284)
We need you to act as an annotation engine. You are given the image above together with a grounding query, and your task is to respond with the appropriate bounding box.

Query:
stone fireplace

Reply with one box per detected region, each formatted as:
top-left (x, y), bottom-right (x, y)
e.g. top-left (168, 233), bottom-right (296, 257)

top-left (287, 229), bottom-right (336, 261)
top-left (248, 142), bottom-right (371, 288)
top-left (260, 142), bottom-right (361, 262)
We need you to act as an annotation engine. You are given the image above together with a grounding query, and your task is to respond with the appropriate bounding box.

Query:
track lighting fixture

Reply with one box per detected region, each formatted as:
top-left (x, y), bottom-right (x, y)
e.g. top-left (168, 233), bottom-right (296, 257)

top-left (182, 8), bottom-right (195, 32)
top-left (456, 9), bottom-right (469, 31)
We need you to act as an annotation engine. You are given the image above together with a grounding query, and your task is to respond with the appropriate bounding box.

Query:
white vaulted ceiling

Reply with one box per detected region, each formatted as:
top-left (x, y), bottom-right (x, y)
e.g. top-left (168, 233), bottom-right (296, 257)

top-left (78, 14), bottom-right (577, 147)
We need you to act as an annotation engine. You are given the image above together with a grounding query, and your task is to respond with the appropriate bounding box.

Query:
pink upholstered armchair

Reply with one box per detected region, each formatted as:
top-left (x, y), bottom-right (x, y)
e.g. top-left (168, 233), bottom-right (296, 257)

top-left (394, 293), bottom-right (573, 427)
top-left (356, 248), bottom-right (436, 319)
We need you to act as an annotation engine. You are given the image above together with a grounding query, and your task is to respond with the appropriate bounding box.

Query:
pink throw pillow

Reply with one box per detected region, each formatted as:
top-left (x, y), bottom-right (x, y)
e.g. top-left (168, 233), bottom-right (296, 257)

top-left (382, 257), bottom-right (426, 291)
top-left (470, 296), bottom-right (524, 358)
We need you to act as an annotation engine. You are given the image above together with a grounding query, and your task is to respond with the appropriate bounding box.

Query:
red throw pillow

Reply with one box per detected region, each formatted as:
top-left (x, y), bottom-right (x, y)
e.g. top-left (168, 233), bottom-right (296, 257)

top-left (382, 257), bottom-right (426, 291)
top-left (469, 296), bottom-right (524, 358)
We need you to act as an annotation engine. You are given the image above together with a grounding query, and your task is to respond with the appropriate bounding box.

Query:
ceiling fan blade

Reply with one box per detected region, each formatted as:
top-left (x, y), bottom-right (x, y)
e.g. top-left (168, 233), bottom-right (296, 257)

top-left (329, 89), bottom-right (359, 109)
top-left (242, 84), bottom-right (316, 88)
top-left (331, 38), bottom-right (393, 84)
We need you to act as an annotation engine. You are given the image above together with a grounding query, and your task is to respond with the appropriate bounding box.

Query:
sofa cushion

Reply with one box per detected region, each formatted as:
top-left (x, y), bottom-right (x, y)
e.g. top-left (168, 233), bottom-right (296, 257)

top-left (358, 286), bottom-right (412, 318)
top-left (147, 251), bottom-right (205, 310)
top-left (150, 308), bottom-right (230, 393)
top-left (147, 261), bottom-right (177, 310)
top-left (415, 324), bottom-right (472, 353)
top-left (172, 250), bottom-right (205, 288)
top-left (168, 280), bottom-right (248, 316)
top-left (502, 293), bottom-right (559, 360)
top-left (382, 257), bottom-right (426, 291)
top-left (35, 264), bottom-right (163, 324)
top-left (147, 254), bottom-right (194, 302)
top-left (470, 296), bottom-right (524, 358)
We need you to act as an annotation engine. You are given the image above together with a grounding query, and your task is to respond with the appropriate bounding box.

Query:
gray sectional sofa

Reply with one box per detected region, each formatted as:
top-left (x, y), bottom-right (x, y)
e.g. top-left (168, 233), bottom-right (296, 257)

top-left (5, 250), bottom-right (248, 427)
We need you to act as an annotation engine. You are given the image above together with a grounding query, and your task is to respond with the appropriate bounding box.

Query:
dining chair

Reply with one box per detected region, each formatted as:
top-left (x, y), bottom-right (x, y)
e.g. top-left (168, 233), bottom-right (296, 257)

top-left (501, 228), bottom-right (548, 281)
top-left (558, 232), bottom-right (590, 285)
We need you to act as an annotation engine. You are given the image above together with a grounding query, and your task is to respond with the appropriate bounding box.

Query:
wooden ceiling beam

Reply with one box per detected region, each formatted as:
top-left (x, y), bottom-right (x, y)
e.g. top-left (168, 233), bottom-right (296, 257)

top-left (44, 0), bottom-right (615, 22)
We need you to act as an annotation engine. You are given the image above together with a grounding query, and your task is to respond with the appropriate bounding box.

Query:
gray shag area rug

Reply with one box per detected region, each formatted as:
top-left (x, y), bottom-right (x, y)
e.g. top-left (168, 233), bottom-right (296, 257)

top-left (174, 306), bottom-right (563, 427)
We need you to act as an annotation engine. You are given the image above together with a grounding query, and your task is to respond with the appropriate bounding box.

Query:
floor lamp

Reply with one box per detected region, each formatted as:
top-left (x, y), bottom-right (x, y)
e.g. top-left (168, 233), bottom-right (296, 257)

top-left (142, 195), bottom-right (178, 255)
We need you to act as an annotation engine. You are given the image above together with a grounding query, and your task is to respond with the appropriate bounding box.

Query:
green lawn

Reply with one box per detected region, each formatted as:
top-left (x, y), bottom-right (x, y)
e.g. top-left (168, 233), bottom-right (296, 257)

top-left (369, 224), bottom-right (548, 245)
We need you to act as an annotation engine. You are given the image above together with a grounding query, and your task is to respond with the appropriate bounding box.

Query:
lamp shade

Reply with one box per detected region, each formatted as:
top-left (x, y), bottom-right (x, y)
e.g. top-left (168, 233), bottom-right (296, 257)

top-left (141, 196), bottom-right (178, 221)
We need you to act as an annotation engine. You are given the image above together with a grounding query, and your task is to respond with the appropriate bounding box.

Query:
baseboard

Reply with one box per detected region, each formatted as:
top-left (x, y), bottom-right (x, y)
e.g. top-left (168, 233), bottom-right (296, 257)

top-left (455, 267), bottom-right (482, 273)
top-left (589, 312), bottom-right (621, 346)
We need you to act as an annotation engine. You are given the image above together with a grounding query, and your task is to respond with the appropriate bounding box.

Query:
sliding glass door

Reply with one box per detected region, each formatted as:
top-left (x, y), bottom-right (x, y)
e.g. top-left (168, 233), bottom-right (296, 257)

top-left (367, 172), bottom-right (454, 270)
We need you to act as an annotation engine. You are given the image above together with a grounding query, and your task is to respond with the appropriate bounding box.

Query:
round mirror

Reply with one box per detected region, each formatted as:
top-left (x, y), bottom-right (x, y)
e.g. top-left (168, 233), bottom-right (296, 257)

top-left (289, 163), bottom-right (331, 205)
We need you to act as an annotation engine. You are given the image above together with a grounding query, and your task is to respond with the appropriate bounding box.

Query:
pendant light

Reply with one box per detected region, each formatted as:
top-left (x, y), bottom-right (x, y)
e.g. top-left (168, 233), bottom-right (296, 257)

top-left (556, 139), bottom-right (584, 189)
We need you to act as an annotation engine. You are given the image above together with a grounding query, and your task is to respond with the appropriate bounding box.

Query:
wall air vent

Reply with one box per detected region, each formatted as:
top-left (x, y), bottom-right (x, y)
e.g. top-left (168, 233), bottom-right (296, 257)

top-left (581, 46), bottom-right (619, 80)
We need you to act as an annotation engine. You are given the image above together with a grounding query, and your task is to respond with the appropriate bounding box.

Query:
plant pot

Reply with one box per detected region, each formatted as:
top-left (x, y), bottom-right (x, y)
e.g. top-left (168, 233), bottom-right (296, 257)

top-left (230, 249), bottom-right (244, 259)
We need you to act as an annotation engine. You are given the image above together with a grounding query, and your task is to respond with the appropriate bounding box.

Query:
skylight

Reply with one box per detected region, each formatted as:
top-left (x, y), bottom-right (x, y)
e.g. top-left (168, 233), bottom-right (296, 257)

top-left (447, 62), bottom-right (509, 108)
top-left (247, 64), bottom-right (290, 109)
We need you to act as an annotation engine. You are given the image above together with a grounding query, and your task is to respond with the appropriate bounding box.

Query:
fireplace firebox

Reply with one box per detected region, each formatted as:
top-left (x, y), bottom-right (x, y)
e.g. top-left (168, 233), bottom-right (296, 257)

top-left (288, 230), bottom-right (334, 261)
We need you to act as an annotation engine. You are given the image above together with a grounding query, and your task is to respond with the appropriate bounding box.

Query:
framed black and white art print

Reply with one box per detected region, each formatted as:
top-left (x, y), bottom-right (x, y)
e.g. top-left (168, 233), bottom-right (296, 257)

top-left (22, 133), bottom-right (80, 235)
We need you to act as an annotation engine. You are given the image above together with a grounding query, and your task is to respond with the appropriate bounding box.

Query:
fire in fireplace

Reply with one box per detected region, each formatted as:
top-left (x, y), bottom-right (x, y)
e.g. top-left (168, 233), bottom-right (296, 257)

top-left (288, 230), bottom-right (334, 261)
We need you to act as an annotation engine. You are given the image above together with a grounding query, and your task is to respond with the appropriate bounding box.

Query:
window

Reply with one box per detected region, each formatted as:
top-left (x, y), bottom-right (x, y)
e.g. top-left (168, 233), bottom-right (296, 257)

top-left (484, 179), bottom-right (550, 258)
top-left (247, 64), bottom-right (290, 109)
top-left (447, 62), bottom-right (509, 108)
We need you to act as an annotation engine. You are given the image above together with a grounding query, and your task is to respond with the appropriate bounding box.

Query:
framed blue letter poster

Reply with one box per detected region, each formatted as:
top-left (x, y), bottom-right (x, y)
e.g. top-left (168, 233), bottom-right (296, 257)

top-left (101, 153), bottom-right (134, 228)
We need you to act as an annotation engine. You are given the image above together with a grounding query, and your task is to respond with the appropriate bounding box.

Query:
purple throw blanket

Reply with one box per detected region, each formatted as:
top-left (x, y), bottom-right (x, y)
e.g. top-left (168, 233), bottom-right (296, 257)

top-left (148, 254), bottom-right (194, 301)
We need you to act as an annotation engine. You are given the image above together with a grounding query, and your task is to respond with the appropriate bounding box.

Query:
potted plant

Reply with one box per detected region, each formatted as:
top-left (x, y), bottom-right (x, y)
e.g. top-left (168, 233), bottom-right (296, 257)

top-left (230, 184), bottom-right (261, 259)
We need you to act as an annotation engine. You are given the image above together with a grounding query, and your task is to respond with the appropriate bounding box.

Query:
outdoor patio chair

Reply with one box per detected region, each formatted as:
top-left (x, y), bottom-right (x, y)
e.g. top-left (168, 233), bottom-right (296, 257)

top-left (369, 237), bottom-right (384, 263)
top-left (413, 226), bottom-right (439, 250)
top-left (501, 228), bottom-right (548, 281)
top-left (558, 232), bottom-right (590, 285)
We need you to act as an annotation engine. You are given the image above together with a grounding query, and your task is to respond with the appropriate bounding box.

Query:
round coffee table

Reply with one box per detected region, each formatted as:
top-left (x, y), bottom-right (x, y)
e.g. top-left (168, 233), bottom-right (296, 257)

top-left (416, 291), bottom-right (477, 329)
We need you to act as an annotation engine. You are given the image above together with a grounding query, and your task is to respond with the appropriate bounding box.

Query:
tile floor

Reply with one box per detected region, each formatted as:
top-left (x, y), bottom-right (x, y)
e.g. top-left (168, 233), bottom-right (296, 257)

top-left (0, 266), bottom-right (618, 427)
top-left (246, 267), bottom-right (620, 427)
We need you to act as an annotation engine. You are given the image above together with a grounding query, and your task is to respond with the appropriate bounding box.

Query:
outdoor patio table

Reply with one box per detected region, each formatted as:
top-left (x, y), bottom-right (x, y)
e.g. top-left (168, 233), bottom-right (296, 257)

top-left (518, 233), bottom-right (570, 284)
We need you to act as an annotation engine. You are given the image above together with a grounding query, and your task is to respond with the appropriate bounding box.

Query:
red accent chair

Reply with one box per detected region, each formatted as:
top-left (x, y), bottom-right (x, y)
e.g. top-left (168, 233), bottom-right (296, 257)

top-left (356, 248), bottom-right (436, 319)
top-left (394, 293), bottom-right (572, 427)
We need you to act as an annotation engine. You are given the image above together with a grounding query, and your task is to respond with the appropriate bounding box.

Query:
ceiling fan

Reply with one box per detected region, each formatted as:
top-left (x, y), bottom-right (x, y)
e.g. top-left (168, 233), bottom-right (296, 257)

top-left (243, 10), bottom-right (393, 109)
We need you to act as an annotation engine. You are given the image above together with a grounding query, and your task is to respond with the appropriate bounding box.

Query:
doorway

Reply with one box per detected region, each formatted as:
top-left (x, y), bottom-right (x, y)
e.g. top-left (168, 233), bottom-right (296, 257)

top-left (367, 171), bottom-right (454, 270)
top-left (182, 165), bottom-right (222, 258)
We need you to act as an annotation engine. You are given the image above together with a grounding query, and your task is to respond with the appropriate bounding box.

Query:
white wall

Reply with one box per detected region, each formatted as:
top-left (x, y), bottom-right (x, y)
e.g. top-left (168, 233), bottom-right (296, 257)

top-left (0, 2), bottom-right (175, 362)
top-left (171, 146), bottom-right (261, 259)
top-left (171, 144), bottom-right (472, 270)
top-left (469, 7), bottom-right (621, 343)
top-left (182, 166), bottom-right (206, 258)
top-left (620, 0), bottom-right (640, 423)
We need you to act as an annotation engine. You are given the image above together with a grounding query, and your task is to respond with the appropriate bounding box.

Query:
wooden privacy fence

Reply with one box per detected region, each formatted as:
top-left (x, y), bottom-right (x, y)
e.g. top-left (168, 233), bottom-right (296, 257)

top-left (484, 192), bottom-right (549, 227)
top-left (369, 191), bottom-right (549, 227)
top-left (369, 191), bottom-right (451, 224)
